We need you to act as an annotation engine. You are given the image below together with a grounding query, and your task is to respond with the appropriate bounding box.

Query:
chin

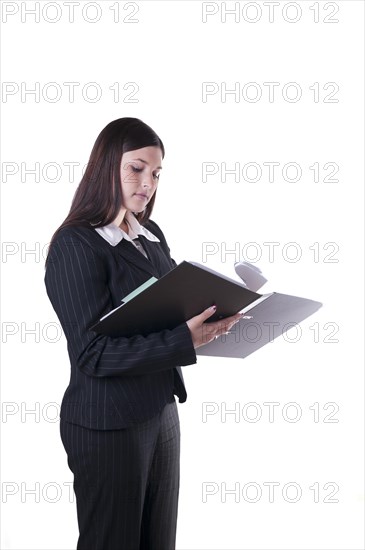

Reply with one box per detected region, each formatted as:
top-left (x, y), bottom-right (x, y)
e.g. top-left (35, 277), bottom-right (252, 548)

top-left (129, 208), bottom-right (143, 216)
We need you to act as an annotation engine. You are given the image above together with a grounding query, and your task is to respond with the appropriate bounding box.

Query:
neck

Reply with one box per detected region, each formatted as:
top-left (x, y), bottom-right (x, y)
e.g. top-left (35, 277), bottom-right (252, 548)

top-left (113, 208), bottom-right (128, 229)
top-left (120, 218), bottom-right (129, 234)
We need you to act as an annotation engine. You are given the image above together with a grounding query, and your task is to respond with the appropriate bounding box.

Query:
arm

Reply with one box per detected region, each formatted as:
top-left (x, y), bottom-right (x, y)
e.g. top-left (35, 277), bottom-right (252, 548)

top-left (44, 230), bottom-right (197, 378)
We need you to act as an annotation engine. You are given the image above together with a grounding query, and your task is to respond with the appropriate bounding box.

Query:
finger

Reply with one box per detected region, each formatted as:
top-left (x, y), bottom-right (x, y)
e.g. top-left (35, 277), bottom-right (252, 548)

top-left (226, 312), bottom-right (244, 323)
top-left (196, 305), bottom-right (217, 324)
top-left (212, 316), bottom-right (241, 332)
top-left (214, 318), bottom-right (240, 337)
top-left (214, 312), bottom-right (243, 326)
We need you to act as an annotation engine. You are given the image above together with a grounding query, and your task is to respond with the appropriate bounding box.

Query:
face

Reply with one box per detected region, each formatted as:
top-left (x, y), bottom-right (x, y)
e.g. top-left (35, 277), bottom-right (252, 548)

top-left (119, 146), bottom-right (162, 214)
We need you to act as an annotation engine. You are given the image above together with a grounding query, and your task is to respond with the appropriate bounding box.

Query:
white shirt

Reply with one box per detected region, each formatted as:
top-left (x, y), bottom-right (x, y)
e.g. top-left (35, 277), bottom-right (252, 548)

top-left (94, 210), bottom-right (160, 258)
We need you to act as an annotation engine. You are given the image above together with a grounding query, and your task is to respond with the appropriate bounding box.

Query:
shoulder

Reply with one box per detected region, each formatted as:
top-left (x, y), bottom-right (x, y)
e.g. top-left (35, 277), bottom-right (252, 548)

top-left (55, 224), bottom-right (96, 240)
top-left (143, 218), bottom-right (175, 260)
top-left (46, 224), bottom-right (110, 267)
top-left (143, 218), bottom-right (168, 242)
top-left (52, 224), bottom-right (107, 250)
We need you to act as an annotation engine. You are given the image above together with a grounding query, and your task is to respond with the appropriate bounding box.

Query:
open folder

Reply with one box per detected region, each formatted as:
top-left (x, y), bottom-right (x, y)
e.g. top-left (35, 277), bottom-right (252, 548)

top-left (90, 261), bottom-right (322, 359)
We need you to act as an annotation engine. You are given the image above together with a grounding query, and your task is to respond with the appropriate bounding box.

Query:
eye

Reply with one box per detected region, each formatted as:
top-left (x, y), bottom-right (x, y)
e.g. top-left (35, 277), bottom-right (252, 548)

top-left (131, 166), bottom-right (160, 181)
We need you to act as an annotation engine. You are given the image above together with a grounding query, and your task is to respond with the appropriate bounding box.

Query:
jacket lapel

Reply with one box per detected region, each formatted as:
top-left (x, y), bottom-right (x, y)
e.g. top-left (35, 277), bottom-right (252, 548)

top-left (116, 237), bottom-right (162, 278)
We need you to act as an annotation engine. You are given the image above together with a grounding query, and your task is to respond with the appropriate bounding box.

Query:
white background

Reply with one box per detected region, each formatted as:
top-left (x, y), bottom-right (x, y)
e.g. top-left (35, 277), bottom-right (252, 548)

top-left (1, 1), bottom-right (364, 549)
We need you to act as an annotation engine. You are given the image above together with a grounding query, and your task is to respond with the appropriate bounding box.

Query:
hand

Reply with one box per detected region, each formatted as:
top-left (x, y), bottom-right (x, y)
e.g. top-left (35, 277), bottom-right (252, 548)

top-left (186, 306), bottom-right (243, 349)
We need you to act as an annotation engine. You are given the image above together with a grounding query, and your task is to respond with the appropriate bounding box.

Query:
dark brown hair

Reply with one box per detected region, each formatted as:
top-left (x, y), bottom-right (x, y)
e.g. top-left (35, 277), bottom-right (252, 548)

top-left (45, 117), bottom-right (165, 265)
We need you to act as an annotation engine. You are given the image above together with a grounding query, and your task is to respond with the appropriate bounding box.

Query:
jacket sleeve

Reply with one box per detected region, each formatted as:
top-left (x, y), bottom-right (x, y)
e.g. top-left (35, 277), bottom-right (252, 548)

top-left (44, 230), bottom-right (197, 378)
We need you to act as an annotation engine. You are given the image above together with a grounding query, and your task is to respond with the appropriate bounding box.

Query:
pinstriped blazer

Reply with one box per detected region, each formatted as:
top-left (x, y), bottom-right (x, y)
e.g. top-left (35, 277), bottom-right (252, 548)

top-left (44, 219), bottom-right (197, 430)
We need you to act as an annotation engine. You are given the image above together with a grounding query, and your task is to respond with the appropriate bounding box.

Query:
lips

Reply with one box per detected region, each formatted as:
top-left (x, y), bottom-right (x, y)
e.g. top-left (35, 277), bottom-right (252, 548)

top-left (134, 193), bottom-right (148, 199)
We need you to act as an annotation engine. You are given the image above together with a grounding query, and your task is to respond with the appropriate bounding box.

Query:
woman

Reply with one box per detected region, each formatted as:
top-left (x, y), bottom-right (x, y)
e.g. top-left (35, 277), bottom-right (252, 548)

top-left (44, 117), bottom-right (242, 550)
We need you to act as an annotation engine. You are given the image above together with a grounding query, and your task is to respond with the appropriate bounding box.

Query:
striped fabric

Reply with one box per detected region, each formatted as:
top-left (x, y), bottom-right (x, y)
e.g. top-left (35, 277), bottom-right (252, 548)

top-left (44, 218), bottom-right (197, 430)
top-left (60, 399), bottom-right (180, 549)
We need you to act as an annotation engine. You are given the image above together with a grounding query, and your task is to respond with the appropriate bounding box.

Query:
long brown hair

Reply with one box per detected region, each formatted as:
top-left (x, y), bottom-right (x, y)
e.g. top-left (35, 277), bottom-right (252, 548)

top-left (45, 117), bottom-right (165, 265)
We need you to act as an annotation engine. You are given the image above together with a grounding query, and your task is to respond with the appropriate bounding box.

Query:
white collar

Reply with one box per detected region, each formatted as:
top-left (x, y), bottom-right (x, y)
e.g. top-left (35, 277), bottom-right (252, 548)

top-left (94, 211), bottom-right (160, 247)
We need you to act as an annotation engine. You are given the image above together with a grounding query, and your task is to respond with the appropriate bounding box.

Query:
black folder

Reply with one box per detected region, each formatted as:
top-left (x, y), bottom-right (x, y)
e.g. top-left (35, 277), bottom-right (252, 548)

top-left (90, 261), bottom-right (322, 359)
top-left (90, 261), bottom-right (261, 338)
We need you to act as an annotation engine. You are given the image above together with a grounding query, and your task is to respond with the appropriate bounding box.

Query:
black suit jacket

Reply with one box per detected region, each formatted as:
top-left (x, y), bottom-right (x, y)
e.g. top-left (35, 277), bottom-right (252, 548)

top-left (44, 219), bottom-right (197, 430)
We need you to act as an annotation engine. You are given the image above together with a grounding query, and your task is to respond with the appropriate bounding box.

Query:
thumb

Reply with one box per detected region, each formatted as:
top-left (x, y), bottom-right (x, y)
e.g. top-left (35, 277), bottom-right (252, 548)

top-left (197, 305), bottom-right (217, 322)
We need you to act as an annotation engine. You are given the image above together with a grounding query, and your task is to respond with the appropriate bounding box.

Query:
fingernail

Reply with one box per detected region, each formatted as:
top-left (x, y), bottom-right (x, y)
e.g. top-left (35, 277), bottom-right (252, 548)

top-left (211, 305), bottom-right (217, 311)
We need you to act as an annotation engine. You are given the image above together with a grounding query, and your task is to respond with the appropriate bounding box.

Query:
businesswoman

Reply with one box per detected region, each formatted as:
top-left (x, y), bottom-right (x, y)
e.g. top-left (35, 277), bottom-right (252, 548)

top-left (44, 117), bottom-right (242, 550)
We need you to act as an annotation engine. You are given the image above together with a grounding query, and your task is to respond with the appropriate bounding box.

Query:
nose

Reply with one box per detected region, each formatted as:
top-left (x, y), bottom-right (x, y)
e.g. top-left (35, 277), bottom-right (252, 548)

top-left (142, 173), bottom-right (157, 189)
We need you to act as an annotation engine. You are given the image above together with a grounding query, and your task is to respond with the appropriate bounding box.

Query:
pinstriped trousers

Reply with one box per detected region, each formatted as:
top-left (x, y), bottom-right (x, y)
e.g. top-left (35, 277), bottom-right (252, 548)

top-left (60, 397), bottom-right (180, 550)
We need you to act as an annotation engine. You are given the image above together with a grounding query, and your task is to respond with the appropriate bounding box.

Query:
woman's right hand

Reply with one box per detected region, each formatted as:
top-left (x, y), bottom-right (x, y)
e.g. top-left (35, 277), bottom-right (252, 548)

top-left (186, 306), bottom-right (243, 349)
